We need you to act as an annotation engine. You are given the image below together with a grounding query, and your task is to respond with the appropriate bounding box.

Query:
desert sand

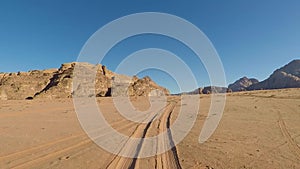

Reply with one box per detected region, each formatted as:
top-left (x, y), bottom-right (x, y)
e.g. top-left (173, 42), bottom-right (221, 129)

top-left (0, 88), bottom-right (300, 169)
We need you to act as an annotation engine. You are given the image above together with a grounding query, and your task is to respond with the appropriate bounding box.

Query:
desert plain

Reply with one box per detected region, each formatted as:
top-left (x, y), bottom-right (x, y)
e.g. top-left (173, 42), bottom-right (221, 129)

top-left (0, 88), bottom-right (300, 169)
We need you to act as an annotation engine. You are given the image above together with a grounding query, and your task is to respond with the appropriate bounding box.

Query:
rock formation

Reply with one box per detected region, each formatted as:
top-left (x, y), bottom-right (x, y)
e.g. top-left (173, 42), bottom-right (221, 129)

top-left (178, 86), bottom-right (229, 95)
top-left (128, 76), bottom-right (169, 97)
top-left (202, 86), bottom-right (228, 94)
top-left (228, 77), bottom-right (259, 92)
top-left (248, 60), bottom-right (300, 90)
top-left (35, 62), bottom-right (113, 99)
top-left (0, 69), bottom-right (57, 100)
top-left (111, 75), bottom-right (169, 97)
top-left (180, 88), bottom-right (203, 95)
top-left (0, 89), bottom-right (8, 100)
top-left (0, 62), bottom-right (170, 100)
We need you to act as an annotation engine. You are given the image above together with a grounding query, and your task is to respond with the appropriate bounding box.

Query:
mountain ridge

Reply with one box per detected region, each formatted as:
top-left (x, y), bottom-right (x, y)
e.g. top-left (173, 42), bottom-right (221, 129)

top-left (247, 59), bottom-right (300, 90)
top-left (177, 59), bottom-right (300, 95)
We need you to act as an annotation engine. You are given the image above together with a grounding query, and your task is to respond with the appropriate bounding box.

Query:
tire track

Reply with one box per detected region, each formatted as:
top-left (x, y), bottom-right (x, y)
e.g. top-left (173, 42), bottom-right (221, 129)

top-left (104, 99), bottom-right (182, 169)
top-left (274, 101), bottom-right (300, 158)
top-left (131, 100), bottom-right (181, 169)
top-left (0, 109), bottom-right (144, 159)
top-left (1, 98), bottom-right (182, 169)
top-left (277, 110), bottom-right (300, 158)
top-left (10, 121), bottom-right (137, 169)
top-left (104, 104), bottom-right (166, 169)
top-left (0, 117), bottom-right (140, 168)
top-left (155, 100), bottom-right (182, 169)
top-left (0, 107), bottom-right (74, 119)
top-left (247, 101), bottom-right (300, 168)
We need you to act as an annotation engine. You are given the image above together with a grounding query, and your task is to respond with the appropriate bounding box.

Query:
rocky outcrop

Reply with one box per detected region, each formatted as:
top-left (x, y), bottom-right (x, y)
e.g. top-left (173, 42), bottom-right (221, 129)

top-left (202, 86), bottom-right (229, 94)
top-left (128, 76), bottom-right (170, 96)
top-left (180, 88), bottom-right (203, 95)
top-left (35, 62), bottom-right (113, 99)
top-left (248, 60), bottom-right (300, 90)
top-left (0, 62), bottom-right (170, 100)
top-left (111, 75), bottom-right (169, 97)
top-left (0, 69), bottom-right (57, 100)
top-left (0, 88), bottom-right (8, 100)
top-left (111, 74), bottom-right (135, 97)
top-left (228, 77), bottom-right (259, 92)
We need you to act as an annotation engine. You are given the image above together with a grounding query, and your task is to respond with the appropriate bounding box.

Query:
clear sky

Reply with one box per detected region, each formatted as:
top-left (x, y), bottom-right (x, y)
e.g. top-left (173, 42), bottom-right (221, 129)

top-left (0, 0), bottom-right (299, 93)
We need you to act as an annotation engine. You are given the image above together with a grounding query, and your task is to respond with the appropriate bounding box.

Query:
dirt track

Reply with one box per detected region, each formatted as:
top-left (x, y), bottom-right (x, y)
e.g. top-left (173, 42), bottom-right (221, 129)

top-left (0, 89), bottom-right (300, 168)
top-left (105, 100), bottom-right (181, 169)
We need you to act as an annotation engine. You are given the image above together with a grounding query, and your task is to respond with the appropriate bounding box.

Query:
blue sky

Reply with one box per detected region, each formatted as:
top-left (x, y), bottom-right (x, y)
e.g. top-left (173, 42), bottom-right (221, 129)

top-left (0, 0), bottom-right (299, 93)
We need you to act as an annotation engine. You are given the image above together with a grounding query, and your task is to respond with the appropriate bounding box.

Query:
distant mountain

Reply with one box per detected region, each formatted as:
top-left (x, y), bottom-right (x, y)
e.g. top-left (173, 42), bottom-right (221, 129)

top-left (228, 77), bottom-right (259, 92)
top-left (248, 60), bottom-right (300, 90)
top-left (0, 62), bottom-right (170, 100)
top-left (179, 88), bottom-right (203, 95)
top-left (181, 59), bottom-right (300, 95)
top-left (202, 86), bottom-right (229, 94)
top-left (177, 86), bottom-right (229, 95)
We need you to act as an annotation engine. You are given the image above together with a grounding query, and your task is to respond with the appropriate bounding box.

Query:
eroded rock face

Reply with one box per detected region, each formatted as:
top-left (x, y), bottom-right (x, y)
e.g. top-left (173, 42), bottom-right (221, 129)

top-left (0, 62), bottom-right (170, 100)
top-left (228, 77), bottom-right (259, 92)
top-left (248, 60), bottom-right (300, 90)
top-left (112, 75), bottom-right (170, 97)
top-left (0, 69), bottom-right (57, 100)
top-left (0, 89), bottom-right (8, 100)
top-left (35, 62), bottom-right (112, 99)
top-left (128, 76), bottom-right (170, 96)
top-left (34, 63), bottom-right (75, 99)
top-left (111, 74), bottom-right (133, 97)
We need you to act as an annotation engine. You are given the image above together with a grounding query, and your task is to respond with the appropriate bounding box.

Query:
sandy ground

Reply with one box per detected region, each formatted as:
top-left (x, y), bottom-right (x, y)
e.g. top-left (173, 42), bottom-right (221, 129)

top-left (0, 88), bottom-right (300, 169)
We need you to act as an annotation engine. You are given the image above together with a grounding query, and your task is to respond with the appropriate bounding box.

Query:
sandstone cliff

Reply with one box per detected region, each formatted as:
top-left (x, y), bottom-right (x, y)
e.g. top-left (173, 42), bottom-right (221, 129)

top-left (0, 69), bottom-right (57, 100)
top-left (0, 62), bottom-right (170, 100)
